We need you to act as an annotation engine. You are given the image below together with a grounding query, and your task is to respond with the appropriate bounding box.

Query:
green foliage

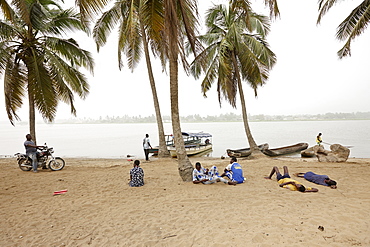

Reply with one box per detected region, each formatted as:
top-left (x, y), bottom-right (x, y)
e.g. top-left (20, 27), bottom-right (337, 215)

top-left (0, 0), bottom-right (94, 125)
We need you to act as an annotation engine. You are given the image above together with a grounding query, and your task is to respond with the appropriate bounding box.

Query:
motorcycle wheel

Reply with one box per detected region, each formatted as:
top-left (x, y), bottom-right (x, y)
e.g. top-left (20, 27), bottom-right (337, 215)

top-left (48, 158), bottom-right (65, 171)
top-left (18, 158), bottom-right (32, 171)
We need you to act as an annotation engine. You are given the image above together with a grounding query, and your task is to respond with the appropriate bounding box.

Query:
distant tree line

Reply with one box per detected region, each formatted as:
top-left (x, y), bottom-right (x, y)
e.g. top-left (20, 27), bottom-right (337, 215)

top-left (54, 111), bottom-right (370, 124)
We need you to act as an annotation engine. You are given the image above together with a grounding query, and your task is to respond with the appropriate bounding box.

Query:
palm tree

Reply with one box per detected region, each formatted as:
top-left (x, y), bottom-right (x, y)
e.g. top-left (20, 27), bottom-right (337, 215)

top-left (317, 0), bottom-right (370, 58)
top-left (93, 0), bottom-right (170, 157)
top-left (162, 0), bottom-right (201, 181)
top-left (0, 0), bottom-right (94, 143)
top-left (190, 3), bottom-right (276, 157)
top-left (77, 0), bottom-right (201, 181)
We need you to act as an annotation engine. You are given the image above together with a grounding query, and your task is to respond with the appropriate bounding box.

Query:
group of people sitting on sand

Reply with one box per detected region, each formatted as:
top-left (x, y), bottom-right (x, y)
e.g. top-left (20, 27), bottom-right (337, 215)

top-left (192, 157), bottom-right (337, 192)
top-left (129, 156), bottom-right (337, 192)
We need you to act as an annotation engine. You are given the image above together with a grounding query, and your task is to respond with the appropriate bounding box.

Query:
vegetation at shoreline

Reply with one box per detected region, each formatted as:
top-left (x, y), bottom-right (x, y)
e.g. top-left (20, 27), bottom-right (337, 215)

top-left (44, 111), bottom-right (370, 124)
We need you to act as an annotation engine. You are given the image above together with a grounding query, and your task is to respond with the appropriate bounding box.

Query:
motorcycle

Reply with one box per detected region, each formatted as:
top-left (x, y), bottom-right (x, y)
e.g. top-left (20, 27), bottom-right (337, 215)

top-left (14, 144), bottom-right (65, 171)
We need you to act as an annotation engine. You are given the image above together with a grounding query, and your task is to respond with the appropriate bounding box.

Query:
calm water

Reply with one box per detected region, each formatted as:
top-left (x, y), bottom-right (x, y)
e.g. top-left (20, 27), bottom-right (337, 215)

top-left (1, 120), bottom-right (369, 159)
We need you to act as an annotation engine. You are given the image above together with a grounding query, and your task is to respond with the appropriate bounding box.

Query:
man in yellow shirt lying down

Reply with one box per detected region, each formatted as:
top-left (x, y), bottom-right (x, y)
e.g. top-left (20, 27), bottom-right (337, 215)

top-left (264, 166), bottom-right (318, 193)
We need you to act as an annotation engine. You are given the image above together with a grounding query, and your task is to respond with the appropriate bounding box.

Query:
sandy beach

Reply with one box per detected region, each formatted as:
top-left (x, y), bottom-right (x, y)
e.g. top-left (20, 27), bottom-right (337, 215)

top-left (1, 156), bottom-right (369, 246)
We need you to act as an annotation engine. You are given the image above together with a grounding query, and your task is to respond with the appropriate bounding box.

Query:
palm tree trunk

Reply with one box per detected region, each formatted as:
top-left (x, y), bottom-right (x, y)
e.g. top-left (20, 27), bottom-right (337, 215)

top-left (28, 89), bottom-right (37, 145)
top-left (140, 22), bottom-right (170, 157)
top-left (232, 53), bottom-right (263, 156)
top-left (169, 56), bottom-right (193, 181)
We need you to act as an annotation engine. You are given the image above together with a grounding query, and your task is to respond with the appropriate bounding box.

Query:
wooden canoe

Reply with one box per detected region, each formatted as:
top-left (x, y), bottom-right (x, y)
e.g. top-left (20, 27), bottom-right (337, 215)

top-left (227, 143), bottom-right (269, 157)
top-left (262, 143), bottom-right (309, 157)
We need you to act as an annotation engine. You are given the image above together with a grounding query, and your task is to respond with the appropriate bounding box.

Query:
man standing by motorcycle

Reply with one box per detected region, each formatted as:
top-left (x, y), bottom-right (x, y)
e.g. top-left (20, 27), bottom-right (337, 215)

top-left (24, 134), bottom-right (44, 173)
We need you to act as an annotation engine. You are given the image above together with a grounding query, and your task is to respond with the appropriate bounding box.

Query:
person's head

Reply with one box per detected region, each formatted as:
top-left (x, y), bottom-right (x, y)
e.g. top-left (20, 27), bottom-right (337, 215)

top-left (134, 160), bottom-right (140, 167)
top-left (230, 157), bottom-right (237, 164)
top-left (145, 134), bottom-right (149, 138)
top-left (296, 184), bottom-right (306, 192)
top-left (318, 133), bottom-right (322, 136)
top-left (195, 162), bottom-right (201, 171)
top-left (26, 134), bottom-right (32, 141)
top-left (325, 178), bottom-right (337, 188)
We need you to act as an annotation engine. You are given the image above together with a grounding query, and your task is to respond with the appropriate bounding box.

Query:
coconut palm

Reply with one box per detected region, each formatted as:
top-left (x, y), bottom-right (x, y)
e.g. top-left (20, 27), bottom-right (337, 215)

top-left (317, 0), bottom-right (370, 58)
top-left (0, 0), bottom-right (94, 143)
top-left (190, 3), bottom-right (276, 157)
top-left (77, 0), bottom-right (200, 181)
top-left (162, 0), bottom-right (201, 181)
top-left (93, 0), bottom-right (170, 157)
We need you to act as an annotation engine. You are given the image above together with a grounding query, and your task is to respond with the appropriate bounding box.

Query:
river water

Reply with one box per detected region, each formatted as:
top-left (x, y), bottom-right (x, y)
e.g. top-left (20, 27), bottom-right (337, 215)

top-left (1, 120), bottom-right (369, 159)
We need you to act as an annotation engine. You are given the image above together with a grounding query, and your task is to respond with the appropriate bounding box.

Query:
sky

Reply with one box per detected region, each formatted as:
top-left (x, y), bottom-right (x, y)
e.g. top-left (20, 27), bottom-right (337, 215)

top-left (0, 0), bottom-right (369, 123)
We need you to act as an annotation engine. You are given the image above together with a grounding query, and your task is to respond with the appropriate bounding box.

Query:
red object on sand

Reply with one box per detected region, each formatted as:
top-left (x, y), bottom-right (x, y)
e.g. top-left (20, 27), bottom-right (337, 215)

top-left (53, 189), bottom-right (68, 195)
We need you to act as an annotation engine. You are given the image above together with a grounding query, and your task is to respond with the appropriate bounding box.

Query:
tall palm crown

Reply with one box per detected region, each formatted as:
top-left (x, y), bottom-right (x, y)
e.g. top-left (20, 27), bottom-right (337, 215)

top-left (191, 3), bottom-right (276, 106)
top-left (0, 0), bottom-right (94, 141)
top-left (191, 3), bottom-right (276, 155)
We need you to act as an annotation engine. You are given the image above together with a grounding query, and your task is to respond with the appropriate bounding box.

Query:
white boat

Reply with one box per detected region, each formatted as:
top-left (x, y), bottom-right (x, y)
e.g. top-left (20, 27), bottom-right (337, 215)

top-left (168, 132), bottom-right (213, 158)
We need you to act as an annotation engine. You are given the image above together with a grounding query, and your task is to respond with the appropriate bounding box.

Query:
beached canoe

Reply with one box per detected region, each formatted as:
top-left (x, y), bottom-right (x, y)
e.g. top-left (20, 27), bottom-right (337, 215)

top-left (262, 143), bottom-right (309, 157)
top-left (227, 143), bottom-right (269, 157)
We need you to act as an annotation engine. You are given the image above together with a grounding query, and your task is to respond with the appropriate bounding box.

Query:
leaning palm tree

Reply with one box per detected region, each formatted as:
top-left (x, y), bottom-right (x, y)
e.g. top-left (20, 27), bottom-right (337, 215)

top-left (162, 0), bottom-right (201, 181)
top-left (317, 0), bottom-right (370, 58)
top-left (93, 0), bottom-right (170, 157)
top-left (190, 3), bottom-right (276, 158)
top-left (0, 0), bottom-right (94, 143)
top-left (78, 0), bottom-right (201, 181)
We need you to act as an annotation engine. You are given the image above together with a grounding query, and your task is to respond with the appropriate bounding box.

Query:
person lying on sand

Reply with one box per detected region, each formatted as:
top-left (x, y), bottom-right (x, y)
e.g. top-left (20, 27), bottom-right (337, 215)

top-left (264, 166), bottom-right (318, 193)
top-left (220, 157), bottom-right (245, 184)
top-left (294, 172), bottom-right (337, 189)
top-left (192, 162), bottom-right (236, 185)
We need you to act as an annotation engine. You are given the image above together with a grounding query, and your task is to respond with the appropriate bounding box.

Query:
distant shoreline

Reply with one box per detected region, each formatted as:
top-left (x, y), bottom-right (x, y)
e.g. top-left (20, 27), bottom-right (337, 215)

top-left (4, 115), bottom-right (370, 125)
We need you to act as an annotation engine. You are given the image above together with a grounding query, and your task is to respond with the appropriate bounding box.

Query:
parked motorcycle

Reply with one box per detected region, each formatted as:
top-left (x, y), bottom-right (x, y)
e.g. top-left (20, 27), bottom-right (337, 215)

top-left (15, 144), bottom-right (65, 171)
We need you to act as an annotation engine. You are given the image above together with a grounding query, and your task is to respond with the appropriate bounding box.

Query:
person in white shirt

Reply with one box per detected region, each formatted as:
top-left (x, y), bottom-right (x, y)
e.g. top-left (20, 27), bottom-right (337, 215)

top-left (143, 134), bottom-right (152, 161)
top-left (192, 162), bottom-right (236, 185)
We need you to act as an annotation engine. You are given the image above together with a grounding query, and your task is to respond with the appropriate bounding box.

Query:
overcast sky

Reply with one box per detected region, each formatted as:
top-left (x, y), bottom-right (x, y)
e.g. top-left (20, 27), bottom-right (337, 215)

top-left (0, 0), bottom-right (369, 123)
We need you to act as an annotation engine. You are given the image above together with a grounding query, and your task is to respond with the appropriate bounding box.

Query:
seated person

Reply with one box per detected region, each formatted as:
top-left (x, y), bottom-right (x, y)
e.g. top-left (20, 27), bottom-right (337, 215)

top-left (193, 162), bottom-right (236, 185)
top-left (129, 160), bottom-right (144, 187)
top-left (294, 171), bottom-right (337, 189)
top-left (221, 157), bottom-right (245, 184)
top-left (264, 166), bottom-right (318, 192)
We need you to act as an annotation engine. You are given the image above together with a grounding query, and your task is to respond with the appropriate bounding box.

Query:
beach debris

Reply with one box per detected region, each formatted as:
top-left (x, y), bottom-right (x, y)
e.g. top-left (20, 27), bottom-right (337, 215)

top-left (318, 226), bottom-right (324, 231)
top-left (53, 189), bottom-right (68, 195)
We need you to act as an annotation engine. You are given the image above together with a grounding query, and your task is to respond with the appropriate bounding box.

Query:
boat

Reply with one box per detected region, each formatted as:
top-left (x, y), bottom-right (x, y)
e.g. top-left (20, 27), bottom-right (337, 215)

top-left (262, 143), bottom-right (309, 157)
top-left (149, 132), bottom-right (212, 157)
top-left (168, 132), bottom-right (213, 158)
top-left (227, 143), bottom-right (269, 157)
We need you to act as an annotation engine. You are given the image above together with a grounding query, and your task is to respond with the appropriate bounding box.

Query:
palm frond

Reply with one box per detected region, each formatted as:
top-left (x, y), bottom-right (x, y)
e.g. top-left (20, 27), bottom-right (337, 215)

top-left (336, 0), bottom-right (370, 42)
top-left (93, 2), bottom-right (122, 50)
top-left (76, 0), bottom-right (112, 22)
top-left (0, 0), bottom-right (15, 21)
top-left (317, 0), bottom-right (340, 24)
top-left (45, 37), bottom-right (94, 73)
top-left (4, 59), bottom-right (27, 124)
top-left (263, 0), bottom-right (280, 19)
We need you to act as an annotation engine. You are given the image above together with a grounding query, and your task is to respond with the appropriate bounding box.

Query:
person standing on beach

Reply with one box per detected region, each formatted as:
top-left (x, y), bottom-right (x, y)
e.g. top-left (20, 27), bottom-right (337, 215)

top-left (129, 160), bottom-right (144, 187)
top-left (316, 133), bottom-right (323, 146)
top-left (24, 134), bottom-right (44, 173)
top-left (143, 134), bottom-right (152, 161)
top-left (264, 166), bottom-right (318, 192)
top-left (221, 157), bottom-right (245, 184)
